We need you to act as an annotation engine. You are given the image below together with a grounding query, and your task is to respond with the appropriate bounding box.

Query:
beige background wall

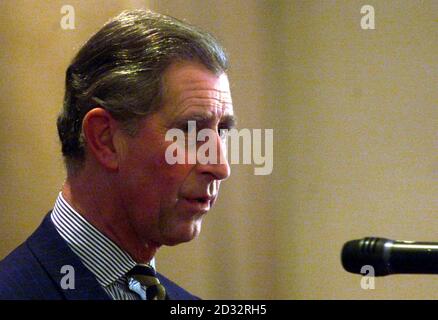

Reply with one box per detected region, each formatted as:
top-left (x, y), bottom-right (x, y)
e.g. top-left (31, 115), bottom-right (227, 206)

top-left (0, 0), bottom-right (436, 299)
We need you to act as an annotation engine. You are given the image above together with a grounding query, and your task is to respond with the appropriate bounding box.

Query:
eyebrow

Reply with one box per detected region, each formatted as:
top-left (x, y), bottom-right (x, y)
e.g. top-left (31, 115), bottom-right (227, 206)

top-left (173, 113), bottom-right (238, 129)
top-left (220, 114), bottom-right (238, 129)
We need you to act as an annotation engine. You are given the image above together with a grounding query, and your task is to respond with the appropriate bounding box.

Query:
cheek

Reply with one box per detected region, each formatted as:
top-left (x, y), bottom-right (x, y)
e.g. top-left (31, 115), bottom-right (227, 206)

top-left (153, 158), bottom-right (193, 193)
top-left (124, 140), bottom-right (193, 197)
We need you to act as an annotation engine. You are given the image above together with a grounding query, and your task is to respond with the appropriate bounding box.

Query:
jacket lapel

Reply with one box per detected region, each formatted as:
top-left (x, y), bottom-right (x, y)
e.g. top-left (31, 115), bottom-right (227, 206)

top-left (27, 213), bottom-right (111, 300)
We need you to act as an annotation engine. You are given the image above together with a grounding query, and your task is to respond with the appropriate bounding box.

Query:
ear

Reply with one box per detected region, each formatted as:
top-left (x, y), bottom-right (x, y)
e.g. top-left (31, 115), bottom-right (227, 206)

top-left (81, 108), bottom-right (122, 171)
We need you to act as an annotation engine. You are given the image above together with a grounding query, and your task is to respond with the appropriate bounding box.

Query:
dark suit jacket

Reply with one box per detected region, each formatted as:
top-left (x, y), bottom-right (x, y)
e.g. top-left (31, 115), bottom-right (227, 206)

top-left (0, 213), bottom-right (199, 300)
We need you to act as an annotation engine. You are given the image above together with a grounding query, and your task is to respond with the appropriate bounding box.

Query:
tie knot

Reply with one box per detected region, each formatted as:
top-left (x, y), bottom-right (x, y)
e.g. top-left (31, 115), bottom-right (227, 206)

top-left (129, 264), bottom-right (157, 278)
top-left (127, 264), bottom-right (166, 300)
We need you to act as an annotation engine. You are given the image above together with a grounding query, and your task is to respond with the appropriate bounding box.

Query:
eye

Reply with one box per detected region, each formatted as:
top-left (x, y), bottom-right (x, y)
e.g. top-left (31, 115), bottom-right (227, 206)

top-left (181, 121), bottom-right (197, 134)
top-left (218, 127), bottom-right (229, 140)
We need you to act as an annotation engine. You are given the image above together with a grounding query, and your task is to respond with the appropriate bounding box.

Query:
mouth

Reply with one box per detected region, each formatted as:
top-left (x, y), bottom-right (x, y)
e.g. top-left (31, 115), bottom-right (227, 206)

top-left (180, 195), bottom-right (215, 213)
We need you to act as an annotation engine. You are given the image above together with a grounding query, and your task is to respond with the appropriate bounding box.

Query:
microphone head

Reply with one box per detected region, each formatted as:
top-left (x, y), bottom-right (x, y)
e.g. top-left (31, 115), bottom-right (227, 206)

top-left (341, 237), bottom-right (392, 276)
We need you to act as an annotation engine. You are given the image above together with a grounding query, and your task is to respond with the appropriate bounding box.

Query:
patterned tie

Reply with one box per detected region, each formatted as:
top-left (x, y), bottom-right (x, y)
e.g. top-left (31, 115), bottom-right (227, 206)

top-left (128, 264), bottom-right (167, 300)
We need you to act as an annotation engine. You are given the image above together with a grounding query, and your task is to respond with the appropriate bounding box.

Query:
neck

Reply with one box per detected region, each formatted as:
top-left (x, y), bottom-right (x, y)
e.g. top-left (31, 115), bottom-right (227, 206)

top-left (62, 167), bottom-right (160, 264)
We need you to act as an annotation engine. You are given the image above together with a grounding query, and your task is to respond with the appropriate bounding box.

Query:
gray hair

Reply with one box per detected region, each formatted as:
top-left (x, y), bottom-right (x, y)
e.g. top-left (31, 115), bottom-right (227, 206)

top-left (57, 9), bottom-right (229, 174)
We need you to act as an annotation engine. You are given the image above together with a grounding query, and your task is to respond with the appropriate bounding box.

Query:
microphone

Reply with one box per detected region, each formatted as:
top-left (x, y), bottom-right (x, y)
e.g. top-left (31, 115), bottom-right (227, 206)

top-left (341, 237), bottom-right (438, 276)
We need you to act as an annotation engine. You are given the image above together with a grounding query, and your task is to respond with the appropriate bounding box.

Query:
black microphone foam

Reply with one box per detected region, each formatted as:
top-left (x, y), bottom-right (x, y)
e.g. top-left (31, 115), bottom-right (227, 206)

top-left (341, 237), bottom-right (438, 276)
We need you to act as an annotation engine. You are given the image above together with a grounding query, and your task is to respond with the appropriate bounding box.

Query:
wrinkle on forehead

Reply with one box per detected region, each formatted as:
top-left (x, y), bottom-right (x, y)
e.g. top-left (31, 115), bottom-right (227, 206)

top-left (178, 88), bottom-right (232, 104)
top-left (170, 95), bottom-right (233, 121)
top-left (160, 62), bottom-right (233, 120)
top-left (171, 77), bottom-right (232, 103)
top-left (177, 89), bottom-right (232, 113)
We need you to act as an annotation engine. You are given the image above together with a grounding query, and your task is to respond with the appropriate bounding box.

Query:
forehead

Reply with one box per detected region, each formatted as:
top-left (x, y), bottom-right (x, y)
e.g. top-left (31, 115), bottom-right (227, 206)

top-left (160, 61), bottom-right (233, 118)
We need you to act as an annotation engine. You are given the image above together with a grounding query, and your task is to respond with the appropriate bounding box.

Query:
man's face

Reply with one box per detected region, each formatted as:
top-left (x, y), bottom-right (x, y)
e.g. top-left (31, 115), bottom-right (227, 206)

top-left (115, 61), bottom-right (234, 247)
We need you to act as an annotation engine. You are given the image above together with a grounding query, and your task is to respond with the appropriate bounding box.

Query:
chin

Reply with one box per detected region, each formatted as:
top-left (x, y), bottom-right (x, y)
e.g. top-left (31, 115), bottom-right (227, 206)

top-left (163, 222), bottom-right (202, 246)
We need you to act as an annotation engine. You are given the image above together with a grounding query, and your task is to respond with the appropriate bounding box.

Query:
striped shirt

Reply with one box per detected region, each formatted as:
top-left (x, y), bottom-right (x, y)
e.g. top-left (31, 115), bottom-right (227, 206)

top-left (51, 192), bottom-right (155, 300)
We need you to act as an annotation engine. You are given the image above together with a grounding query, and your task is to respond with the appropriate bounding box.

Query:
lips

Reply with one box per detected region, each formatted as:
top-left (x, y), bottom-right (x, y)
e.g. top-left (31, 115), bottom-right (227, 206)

top-left (180, 194), bottom-right (216, 213)
top-left (187, 195), bottom-right (214, 203)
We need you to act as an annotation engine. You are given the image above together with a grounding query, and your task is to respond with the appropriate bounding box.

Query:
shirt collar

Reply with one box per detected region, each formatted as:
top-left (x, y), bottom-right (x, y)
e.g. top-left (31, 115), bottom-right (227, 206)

top-left (51, 192), bottom-right (155, 287)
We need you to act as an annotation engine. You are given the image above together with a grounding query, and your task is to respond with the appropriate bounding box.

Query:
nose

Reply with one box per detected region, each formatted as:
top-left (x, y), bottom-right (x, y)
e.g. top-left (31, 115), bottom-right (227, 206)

top-left (197, 133), bottom-right (230, 181)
